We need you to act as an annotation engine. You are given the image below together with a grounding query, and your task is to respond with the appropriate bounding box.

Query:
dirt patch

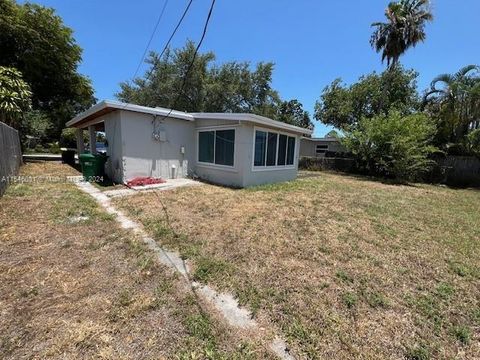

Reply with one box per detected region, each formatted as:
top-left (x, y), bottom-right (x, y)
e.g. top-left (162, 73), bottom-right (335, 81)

top-left (0, 163), bottom-right (271, 359)
top-left (115, 171), bottom-right (480, 359)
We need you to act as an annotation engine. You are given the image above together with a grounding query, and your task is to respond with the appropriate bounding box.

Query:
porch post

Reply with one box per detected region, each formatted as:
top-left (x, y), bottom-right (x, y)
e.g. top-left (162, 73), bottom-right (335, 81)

top-left (76, 128), bottom-right (85, 154)
top-left (88, 125), bottom-right (97, 154)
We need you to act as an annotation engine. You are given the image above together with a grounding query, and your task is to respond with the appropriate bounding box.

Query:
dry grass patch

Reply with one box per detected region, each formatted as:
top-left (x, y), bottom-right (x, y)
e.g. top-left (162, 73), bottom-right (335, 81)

top-left (0, 162), bottom-right (270, 359)
top-left (115, 171), bottom-right (480, 359)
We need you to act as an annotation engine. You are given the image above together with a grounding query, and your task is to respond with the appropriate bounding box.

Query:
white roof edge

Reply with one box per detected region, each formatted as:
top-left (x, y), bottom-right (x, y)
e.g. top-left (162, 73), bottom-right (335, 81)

top-left (67, 100), bottom-right (313, 135)
top-left (66, 100), bottom-right (194, 127)
top-left (302, 137), bottom-right (340, 141)
top-left (191, 112), bottom-right (313, 135)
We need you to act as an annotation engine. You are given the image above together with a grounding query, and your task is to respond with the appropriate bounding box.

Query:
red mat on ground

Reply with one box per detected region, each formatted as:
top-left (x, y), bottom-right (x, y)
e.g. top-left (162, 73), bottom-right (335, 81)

top-left (127, 177), bottom-right (166, 187)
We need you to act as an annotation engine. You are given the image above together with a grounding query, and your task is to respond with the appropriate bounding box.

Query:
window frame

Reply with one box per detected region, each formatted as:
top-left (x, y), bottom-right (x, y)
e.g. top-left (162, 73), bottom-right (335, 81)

top-left (251, 126), bottom-right (298, 172)
top-left (316, 144), bottom-right (329, 154)
top-left (197, 126), bottom-right (236, 170)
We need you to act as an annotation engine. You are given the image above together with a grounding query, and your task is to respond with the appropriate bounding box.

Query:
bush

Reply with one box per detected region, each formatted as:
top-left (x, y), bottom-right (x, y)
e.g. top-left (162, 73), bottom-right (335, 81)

top-left (60, 128), bottom-right (87, 148)
top-left (343, 111), bottom-right (437, 181)
top-left (467, 129), bottom-right (480, 156)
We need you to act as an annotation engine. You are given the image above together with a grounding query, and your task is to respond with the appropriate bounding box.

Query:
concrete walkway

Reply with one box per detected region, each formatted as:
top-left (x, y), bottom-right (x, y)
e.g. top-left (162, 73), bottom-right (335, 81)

top-left (74, 180), bottom-right (295, 359)
top-left (103, 178), bottom-right (202, 198)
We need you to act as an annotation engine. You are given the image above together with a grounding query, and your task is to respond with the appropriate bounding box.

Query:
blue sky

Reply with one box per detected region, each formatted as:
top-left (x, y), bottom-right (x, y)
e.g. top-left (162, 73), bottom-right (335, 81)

top-left (20, 0), bottom-right (480, 136)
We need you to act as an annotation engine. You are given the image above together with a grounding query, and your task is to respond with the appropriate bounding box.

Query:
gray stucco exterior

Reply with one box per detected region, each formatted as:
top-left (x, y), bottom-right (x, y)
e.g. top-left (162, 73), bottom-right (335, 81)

top-left (300, 137), bottom-right (347, 158)
top-left (68, 101), bottom-right (311, 188)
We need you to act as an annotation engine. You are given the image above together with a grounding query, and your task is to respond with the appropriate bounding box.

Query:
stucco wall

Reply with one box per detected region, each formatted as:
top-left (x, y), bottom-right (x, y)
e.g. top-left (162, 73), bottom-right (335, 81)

top-left (192, 119), bottom-right (301, 187)
top-left (120, 111), bottom-right (195, 181)
top-left (103, 112), bottom-right (124, 183)
top-left (192, 118), bottom-right (245, 187)
top-left (241, 123), bottom-right (300, 187)
top-left (300, 138), bottom-right (346, 157)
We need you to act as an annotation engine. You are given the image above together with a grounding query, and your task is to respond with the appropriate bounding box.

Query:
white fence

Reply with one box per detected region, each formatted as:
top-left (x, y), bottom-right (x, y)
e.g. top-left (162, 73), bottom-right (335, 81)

top-left (0, 122), bottom-right (22, 196)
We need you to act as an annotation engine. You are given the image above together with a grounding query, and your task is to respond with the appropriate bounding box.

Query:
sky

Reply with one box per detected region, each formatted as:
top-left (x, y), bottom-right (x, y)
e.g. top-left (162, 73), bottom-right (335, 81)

top-left (19, 0), bottom-right (480, 137)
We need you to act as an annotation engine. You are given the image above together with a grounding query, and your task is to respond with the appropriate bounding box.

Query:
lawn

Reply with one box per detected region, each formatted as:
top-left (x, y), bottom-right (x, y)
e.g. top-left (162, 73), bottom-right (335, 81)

top-left (0, 163), bottom-right (269, 359)
top-left (115, 171), bottom-right (480, 359)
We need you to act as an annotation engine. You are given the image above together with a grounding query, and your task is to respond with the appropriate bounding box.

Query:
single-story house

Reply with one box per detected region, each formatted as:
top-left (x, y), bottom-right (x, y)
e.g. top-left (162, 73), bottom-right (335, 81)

top-left (299, 137), bottom-right (346, 158)
top-left (66, 100), bottom-right (312, 187)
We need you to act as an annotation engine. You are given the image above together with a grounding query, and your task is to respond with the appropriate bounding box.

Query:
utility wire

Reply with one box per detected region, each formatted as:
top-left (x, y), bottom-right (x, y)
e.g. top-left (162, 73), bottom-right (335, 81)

top-left (157, 0), bottom-right (216, 121)
top-left (121, 0), bottom-right (194, 110)
top-left (131, 0), bottom-right (170, 82)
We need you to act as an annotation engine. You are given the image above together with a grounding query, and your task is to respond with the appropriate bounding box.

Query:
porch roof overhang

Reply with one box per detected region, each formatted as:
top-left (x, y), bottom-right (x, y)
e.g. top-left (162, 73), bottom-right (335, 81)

top-left (66, 100), bottom-right (194, 129)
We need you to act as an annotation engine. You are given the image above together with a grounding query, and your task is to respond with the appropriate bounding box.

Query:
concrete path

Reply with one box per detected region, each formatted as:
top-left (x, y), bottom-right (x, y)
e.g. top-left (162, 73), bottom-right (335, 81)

top-left (103, 178), bottom-right (202, 198)
top-left (74, 180), bottom-right (295, 359)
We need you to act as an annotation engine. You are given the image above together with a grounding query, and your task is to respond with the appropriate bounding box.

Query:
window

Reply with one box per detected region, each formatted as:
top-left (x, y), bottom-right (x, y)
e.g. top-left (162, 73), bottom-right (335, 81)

top-left (254, 129), bottom-right (296, 168)
top-left (277, 134), bottom-right (287, 165)
top-left (198, 129), bottom-right (235, 166)
top-left (316, 144), bottom-right (329, 154)
top-left (266, 132), bottom-right (278, 166)
top-left (254, 131), bottom-right (267, 166)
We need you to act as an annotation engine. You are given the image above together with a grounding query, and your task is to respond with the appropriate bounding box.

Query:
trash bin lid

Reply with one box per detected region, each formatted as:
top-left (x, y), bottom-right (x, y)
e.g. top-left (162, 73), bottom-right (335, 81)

top-left (79, 153), bottom-right (95, 160)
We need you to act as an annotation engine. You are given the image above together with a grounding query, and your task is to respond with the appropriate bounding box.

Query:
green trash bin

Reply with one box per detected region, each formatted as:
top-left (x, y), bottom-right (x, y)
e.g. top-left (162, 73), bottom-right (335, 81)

top-left (79, 153), bottom-right (108, 182)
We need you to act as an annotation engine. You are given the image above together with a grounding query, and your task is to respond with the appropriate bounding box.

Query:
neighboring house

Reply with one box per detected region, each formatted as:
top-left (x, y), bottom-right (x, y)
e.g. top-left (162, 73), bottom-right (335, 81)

top-left (66, 100), bottom-right (312, 187)
top-left (299, 137), bottom-right (347, 158)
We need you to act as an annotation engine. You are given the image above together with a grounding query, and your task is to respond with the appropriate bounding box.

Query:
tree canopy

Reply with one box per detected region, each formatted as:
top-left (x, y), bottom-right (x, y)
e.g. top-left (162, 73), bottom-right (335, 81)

top-left (371, 0), bottom-right (433, 68)
top-left (117, 41), bottom-right (312, 128)
top-left (0, 66), bottom-right (31, 127)
top-left (0, 0), bottom-right (95, 137)
top-left (314, 65), bottom-right (419, 130)
top-left (423, 65), bottom-right (480, 146)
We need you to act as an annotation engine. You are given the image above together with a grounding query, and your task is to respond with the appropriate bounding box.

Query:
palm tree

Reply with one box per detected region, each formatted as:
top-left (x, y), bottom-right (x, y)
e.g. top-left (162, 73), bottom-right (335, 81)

top-left (371, 0), bottom-right (433, 69)
top-left (424, 65), bottom-right (480, 142)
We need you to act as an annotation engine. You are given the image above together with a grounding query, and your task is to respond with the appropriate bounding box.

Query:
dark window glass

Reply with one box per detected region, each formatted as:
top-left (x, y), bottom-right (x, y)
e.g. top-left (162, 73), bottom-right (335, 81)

top-left (266, 132), bottom-right (278, 166)
top-left (199, 131), bottom-right (214, 163)
top-left (287, 136), bottom-right (295, 165)
top-left (277, 134), bottom-right (287, 165)
top-left (254, 131), bottom-right (267, 166)
top-left (215, 129), bottom-right (235, 166)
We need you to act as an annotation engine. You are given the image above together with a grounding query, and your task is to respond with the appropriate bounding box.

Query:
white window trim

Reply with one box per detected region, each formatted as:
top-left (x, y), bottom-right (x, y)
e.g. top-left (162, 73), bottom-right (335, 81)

top-left (251, 126), bottom-right (298, 172)
top-left (196, 127), bottom-right (236, 169)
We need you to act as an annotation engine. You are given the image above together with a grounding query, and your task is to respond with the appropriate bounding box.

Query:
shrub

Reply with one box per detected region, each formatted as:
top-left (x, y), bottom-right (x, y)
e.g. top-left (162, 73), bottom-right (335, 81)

top-left (343, 111), bottom-right (437, 181)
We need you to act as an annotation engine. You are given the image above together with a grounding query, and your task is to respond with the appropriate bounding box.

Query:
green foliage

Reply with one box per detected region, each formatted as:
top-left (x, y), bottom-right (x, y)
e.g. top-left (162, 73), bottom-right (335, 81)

top-left (0, 66), bottom-right (31, 126)
top-left (424, 65), bottom-right (480, 147)
top-left (466, 129), bottom-right (480, 156)
top-left (117, 41), bottom-right (311, 128)
top-left (314, 65), bottom-right (419, 129)
top-left (20, 110), bottom-right (50, 148)
top-left (60, 127), bottom-right (87, 148)
top-left (0, 0), bottom-right (95, 138)
top-left (370, 0), bottom-right (433, 68)
top-left (343, 111), bottom-right (437, 181)
top-left (277, 99), bottom-right (312, 129)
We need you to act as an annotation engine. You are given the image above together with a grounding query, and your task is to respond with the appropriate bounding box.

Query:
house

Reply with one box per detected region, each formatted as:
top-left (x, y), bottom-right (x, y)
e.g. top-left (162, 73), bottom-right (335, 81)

top-left (299, 137), bottom-right (346, 158)
top-left (66, 100), bottom-right (312, 187)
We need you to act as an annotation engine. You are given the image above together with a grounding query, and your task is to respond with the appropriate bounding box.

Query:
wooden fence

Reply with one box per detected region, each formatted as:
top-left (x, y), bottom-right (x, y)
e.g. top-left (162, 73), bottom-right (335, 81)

top-left (299, 156), bottom-right (356, 173)
top-left (0, 121), bottom-right (22, 196)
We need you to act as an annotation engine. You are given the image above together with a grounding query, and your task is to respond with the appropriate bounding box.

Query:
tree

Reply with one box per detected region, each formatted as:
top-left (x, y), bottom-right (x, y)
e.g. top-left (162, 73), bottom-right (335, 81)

top-left (343, 111), bottom-right (437, 181)
top-left (371, 0), bottom-right (433, 69)
top-left (0, 0), bottom-right (95, 138)
top-left (0, 66), bottom-right (31, 127)
top-left (117, 41), bottom-right (311, 128)
top-left (277, 99), bottom-right (312, 129)
top-left (424, 65), bottom-right (480, 145)
top-left (325, 130), bottom-right (340, 139)
top-left (314, 65), bottom-right (419, 129)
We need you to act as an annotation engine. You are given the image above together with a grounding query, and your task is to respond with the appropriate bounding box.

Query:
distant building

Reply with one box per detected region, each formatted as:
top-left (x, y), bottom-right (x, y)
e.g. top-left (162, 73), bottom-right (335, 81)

top-left (299, 136), bottom-right (347, 158)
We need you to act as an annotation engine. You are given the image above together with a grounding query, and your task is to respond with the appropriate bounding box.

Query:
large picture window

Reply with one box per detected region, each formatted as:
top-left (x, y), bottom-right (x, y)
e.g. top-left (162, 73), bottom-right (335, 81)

top-left (253, 129), bottom-right (296, 169)
top-left (198, 129), bottom-right (235, 166)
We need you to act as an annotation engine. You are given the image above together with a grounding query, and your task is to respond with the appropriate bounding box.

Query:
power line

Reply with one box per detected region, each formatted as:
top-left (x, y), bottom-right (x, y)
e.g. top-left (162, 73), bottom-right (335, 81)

top-left (157, 0), bottom-right (216, 121)
top-left (131, 0), bottom-right (170, 82)
top-left (158, 0), bottom-right (194, 61)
